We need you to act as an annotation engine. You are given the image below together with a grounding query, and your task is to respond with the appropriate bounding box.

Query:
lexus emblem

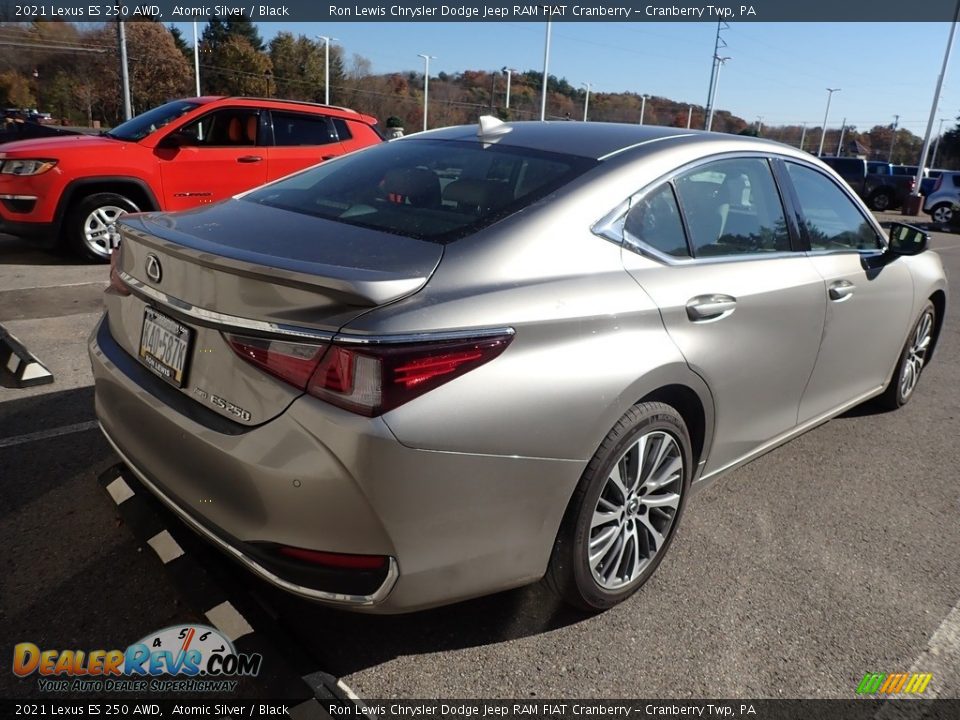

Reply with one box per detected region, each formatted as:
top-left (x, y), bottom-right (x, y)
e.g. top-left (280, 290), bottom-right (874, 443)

top-left (145, 254), bottom-right (162, 283)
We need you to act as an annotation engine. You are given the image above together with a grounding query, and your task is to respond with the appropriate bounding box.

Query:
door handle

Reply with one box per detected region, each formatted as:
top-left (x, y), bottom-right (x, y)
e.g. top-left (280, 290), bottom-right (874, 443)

top-left (828, 280), bottom-right (855, 302)
top-left (320, 155), bottom-right (337, 161)
top-left (237, 155), bottom-right (263, 163)
top-left (686, 294), bottom-right (737, 322)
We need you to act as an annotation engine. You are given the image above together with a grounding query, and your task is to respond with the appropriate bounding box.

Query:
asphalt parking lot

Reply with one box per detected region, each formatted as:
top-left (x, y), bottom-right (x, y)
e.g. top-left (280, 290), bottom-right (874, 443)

top-left (1, 215), bottom-right (959, 701)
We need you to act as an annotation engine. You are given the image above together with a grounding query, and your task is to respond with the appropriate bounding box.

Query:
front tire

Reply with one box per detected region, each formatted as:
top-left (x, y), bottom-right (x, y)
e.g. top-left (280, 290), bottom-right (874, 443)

top-left (65, 192), bottom-right (139, 263)
top-left (878, 301), bottom-right (936, 410)
top-left (545, 402), bottom-right (692, 612)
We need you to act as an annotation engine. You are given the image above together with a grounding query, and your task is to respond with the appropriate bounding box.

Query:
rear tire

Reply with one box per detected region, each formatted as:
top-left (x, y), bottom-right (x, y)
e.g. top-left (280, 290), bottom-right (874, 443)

top-left (545, 402), bottom-right (692, 612)
top-left (869, 190), bottom-right (893, 212)
top-left (930, 202), bottom-right (954, 225)
top-left (877, 301), bottom-right (936, 410)
top-left (65, 192), bottom-right (138, 263)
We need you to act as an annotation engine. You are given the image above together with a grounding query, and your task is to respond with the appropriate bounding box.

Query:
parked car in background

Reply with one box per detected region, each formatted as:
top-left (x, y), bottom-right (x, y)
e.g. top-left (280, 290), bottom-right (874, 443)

top-left (1, 117), bottom-right (82, 145)
top-left (819, 156), bottom-right (914, 211)
top-left (90, 120), bottom-right (946, 613)
top-left (924, 170), bottom-right (960, 224)
top-left (0, 96), bottom-right (383, 261)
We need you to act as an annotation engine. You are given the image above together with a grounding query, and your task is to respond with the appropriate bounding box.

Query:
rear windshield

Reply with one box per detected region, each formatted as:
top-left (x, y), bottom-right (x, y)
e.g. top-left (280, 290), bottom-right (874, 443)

top-left (242, 139), bottom-right (596, 242)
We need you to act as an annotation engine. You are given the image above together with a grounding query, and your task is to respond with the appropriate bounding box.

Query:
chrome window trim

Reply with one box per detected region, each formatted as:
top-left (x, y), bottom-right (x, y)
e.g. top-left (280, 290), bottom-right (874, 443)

top-left (594, 150), bottom-right (808, 266)
top-left (100, 424), bottom-right (399, 606)
top-left (120, 270), bottom-right (515, 345)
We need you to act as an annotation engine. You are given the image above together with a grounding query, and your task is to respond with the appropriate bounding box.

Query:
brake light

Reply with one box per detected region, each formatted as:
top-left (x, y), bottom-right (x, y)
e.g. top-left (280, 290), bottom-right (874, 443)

top-left (307, 335), bottom-right (512, 416)
top-left (224, 334), bottom-right (327, 389)
top-left (224, 331), bottom-right (513, 416)
top-left (108, 245), bottom-right (130, 296)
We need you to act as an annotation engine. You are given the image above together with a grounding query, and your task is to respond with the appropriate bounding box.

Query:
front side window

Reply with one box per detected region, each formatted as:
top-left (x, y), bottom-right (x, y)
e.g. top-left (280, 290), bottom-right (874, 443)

top-left (176, 110), bottom-right (260, 147)
top-left (673, 158), bottom-right (791, 257)
top-left (786, 162), bottom-right (881, 251)
top-left (624, 183), bottom-right (690, 258)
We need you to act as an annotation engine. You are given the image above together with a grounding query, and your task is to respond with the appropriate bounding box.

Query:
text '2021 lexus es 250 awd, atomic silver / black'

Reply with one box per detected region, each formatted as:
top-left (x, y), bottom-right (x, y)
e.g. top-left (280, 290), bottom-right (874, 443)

top-left (90, 117), bottom-right (947, 613)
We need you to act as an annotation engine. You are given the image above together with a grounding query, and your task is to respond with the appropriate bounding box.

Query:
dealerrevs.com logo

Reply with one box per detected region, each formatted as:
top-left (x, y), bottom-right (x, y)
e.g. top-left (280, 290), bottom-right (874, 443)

top-left (12, 624), bottom-right (262, 693)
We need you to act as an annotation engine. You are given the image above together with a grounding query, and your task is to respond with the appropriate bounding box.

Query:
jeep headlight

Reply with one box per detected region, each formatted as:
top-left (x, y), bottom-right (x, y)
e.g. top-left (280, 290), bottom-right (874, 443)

top-left (1, 159), bottom-right (58, 176)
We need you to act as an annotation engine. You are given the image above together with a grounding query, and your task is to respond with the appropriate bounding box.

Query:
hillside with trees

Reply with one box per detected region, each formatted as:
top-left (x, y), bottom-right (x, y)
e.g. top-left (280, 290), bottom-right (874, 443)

top-left (1, 19), bottom-right (957, 168)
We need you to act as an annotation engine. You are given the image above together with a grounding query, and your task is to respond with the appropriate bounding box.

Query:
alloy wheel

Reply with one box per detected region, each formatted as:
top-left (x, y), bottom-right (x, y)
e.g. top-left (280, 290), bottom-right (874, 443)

top-left (899, 309), bottom-right (934, 401)
top-left (588, 431), bottom-right (683, 590)
top-left (83, 205), bottom-right (127, 257)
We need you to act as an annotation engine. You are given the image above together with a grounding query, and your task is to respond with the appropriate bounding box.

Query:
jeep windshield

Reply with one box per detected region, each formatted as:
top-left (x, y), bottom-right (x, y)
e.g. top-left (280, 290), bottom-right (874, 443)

top-left (104, 100), bottom-right (200, 142)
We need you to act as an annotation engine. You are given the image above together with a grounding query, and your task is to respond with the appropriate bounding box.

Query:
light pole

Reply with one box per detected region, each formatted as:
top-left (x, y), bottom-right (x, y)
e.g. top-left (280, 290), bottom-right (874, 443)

top-left (540, 21), bottom-right (552, 121)
top-left (117, 21), bottom-right (132, 121)
top-left (264, 69), bottom-right (272, 98)
top-left (799, 122), bottom-right (807, 151)
top-left (502, 67), bottom-right (516, 109)
top-left (888, 114), bottom-right (900, 162)
top-left (686, 105), bottom-right (693, 128)
top-left (836, 117), bottom-right (847, 155)
top-left (756, 116), bottom-right (763, 135)
top-left (582, 82), bottom-right (591, 122)
top-left (639, 94), bottom-right (650, 125)
top-left (192, 22), bottom-right (200, 96)
top-left (932, 117), bottom-right (948, 167)
top-left (705, 56), bottom-right (730, 132)
top-left (817, 88), bottom-right (840, 157)
top-left (418, 53), bottom-right (436, 132)
top-left (317, 35), bottom-right (338, 106)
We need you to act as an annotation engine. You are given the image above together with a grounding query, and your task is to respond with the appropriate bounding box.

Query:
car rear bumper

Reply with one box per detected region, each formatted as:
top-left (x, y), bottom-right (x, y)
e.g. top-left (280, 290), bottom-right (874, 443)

top-left (89, 314), bottom-right (583, 612)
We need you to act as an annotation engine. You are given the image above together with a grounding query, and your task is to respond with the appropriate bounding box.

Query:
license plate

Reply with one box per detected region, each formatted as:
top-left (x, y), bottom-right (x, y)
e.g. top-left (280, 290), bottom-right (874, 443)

top-left (138, 307), bottom-right (192, 387)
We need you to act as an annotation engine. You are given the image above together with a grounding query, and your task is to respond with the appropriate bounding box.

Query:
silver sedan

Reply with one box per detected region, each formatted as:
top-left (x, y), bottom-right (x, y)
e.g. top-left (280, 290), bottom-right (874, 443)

top-left (90, 119), bottom-right (946, 613)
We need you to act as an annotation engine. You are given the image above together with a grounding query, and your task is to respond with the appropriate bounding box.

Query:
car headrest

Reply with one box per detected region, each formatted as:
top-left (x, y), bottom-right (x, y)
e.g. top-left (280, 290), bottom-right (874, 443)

top-left (382, 168), bottom-right (441, 208)
top-left (227, 117), bottom-right (243, 143)
top-left (442, 179), bottom-right (509, 213)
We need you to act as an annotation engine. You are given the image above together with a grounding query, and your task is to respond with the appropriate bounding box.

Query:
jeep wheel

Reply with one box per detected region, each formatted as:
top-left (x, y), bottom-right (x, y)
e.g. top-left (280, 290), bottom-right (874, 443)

top-left (66, 192), bottom-right (139, 263)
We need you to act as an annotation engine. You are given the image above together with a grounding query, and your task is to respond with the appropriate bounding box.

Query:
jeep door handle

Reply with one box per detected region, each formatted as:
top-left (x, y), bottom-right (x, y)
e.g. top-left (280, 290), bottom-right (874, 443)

top-left (828, 280), bottom-right (855, 302)
top-left (320, 155), bottom-right (337, 161)
top-left (686, 294), bottom-right (737, 322)
top-left (237, 155), bottom-right (263, 163)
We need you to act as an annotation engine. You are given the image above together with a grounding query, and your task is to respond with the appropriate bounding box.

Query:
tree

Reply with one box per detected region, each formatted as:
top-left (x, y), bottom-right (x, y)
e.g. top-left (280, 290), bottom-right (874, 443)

top-left (268, 32), bottom-right (344, 103)
top-left (168, 25), bottom-right (193, 64)
top-left (0, 71), bottom-right (35, 108)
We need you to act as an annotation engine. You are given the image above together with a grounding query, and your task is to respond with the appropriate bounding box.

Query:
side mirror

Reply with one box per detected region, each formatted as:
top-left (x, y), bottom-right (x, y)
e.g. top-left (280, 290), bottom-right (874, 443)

top-left (158, 130), bottom-right (195, 149)
top-left (887, 222), bottom-right (928, 256)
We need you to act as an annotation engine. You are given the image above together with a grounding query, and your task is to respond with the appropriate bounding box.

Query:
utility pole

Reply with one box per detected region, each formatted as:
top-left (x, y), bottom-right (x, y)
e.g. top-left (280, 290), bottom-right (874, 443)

top-left (706, 56), bottom-right (731, 132)
top-left (192, 22), bottom-right (200, 96)
top-left (888, 114), bottom-right (900, 162)
top-left (932, 118), bottom-right (948, 167)
top-left (582, 82), bottom-right (591, 121)
top-left (756, 116), bottom-right (763, 135)
top-left (640, 94), bottom-right (649, 125)
top-left (686, 105), bottom-right (693, 129)
top-left (418, 53), bottom-right (436, 132)
top-left (540, 21), bottom-right (552, 121)
top-left (318, 36), bottom-right (338, 106)
top-left (799, 122), bottom-right (807, 151)
top-left (704, 21), bottom-right (729, 130)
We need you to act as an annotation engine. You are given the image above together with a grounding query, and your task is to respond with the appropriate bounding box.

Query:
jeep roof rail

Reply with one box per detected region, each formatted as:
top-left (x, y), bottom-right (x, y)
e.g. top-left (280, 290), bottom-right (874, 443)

top-left (229, 97), bottom-right (362, 115)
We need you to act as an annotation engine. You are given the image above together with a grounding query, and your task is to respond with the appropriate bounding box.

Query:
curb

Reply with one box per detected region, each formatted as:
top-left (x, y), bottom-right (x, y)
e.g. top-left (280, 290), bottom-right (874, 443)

top-left (0, 324), bottom-right (54, 387)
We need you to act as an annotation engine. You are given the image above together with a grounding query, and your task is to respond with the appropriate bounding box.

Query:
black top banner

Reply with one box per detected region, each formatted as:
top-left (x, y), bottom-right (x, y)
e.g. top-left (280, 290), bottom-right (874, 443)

top-left (2, 0), bottom-right (960, 23)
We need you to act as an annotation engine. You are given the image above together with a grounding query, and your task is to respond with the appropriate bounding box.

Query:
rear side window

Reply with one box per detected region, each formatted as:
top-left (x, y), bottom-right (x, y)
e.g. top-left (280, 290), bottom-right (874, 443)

top-left (272, 112), bottom-right (338, 146)
top-left (952, 175), bottom-right (960, 187)
top-left (673, 158), bottom-right (791, 256)
top-left (332, 118), bottom-right (352, 141)
top-left (243, 139), bottom-right (595, 242)
top-left (624, 184), bottom-right (690, 258)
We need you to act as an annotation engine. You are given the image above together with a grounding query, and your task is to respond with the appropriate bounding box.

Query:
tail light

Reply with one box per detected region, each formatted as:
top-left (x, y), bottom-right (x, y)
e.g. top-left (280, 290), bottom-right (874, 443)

top-left (277, 546), bottom-right (387, 570)
top-left (225, 331), bottom-right (513, 417)
top-left (108, 245), bottom-right (130, 296)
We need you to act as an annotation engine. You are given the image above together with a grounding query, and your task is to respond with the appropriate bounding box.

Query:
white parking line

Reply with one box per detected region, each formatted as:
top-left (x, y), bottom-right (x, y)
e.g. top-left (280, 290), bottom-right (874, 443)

top-left (205, 601), bottom-right (254, 643)
top-left (0, 420), bottom-right (98, 449)
top-left (106, 476), bottom-right (134, 505)
top-left (147, 530), bottom-right (185, 564)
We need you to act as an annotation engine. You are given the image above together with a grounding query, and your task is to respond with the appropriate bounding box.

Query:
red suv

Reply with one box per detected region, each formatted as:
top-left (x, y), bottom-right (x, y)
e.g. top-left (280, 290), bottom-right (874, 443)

top-left (0, 97), bottom-right (383, 261)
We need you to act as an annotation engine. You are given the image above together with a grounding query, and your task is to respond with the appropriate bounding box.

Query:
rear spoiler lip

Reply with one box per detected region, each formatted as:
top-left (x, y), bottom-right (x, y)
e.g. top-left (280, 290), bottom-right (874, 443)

top-left (120, 219), bottom-right (429, 307)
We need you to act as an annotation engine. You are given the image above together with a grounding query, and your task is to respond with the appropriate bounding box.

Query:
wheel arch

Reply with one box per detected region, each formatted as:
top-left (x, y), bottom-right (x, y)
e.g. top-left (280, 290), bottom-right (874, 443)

top-left (55, 176), bottom-right (160, 237)
top-left (637, 383), bottom-right (710, 481)
top-left (927, 289), bottom-right (947, 363)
